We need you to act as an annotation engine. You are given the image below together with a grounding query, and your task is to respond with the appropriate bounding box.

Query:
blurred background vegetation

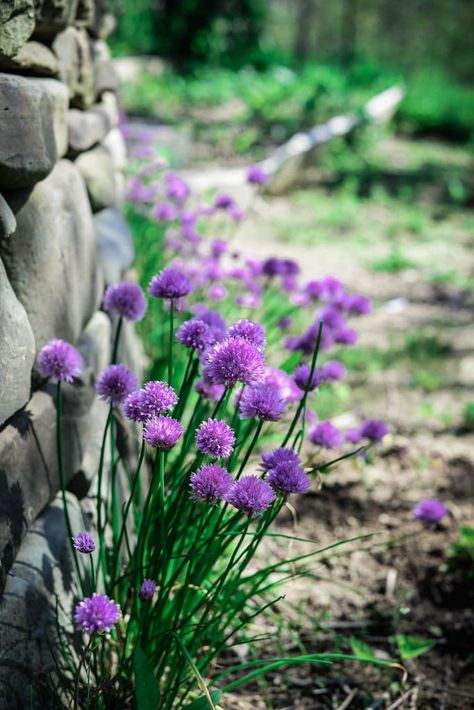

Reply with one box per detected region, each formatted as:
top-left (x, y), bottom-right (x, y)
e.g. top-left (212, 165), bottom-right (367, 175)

top-left (109, 0), bottom-right (474, 146)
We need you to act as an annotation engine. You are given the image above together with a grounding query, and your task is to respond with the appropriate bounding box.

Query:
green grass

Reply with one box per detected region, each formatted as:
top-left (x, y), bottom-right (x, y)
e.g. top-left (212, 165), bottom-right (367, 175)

top-left (371, 248), bottom-right (415, 273)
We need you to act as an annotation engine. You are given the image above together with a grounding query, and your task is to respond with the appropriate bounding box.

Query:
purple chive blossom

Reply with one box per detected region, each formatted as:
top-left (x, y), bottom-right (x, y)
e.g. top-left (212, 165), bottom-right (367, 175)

top-left (196, 419), bottom-right (235, 459)
top-left (239, 383), bottom-right (286, 422)
top-left (165, 172), bottom-right (190, 202)
top-left (139, 579), bottom-right (157, 601)
top-left (153, 202), bottom-right (178, 221)
top-left (342, 293), bottom-right (371, 315)
top-left (266, 462), bottom-right (310, 495)
top-left (227, 319), bottom-right (266, 350)
top-left (103, 282), bottom-right (147, 321)
top-left (203, 337), bottom-right (266, 388)
top-left (226, 475), bottom-right (275, 516)
top-left (277, 315), bottom-right (293, 330)
top-left (192, 307), bottom-right (227, 340)
top-left (211, 239), bottom-right (228, 258)
top-left (149, 268), bottom-right (193, 300)
top-left (214, 193), bottom-right (235, 209)
top-left (74, 594), bottom-right (121, 634)
top-left (72, 532), bottom-right (95, 554)
top-left (144, 416), bottom-right (183, 450)
top-left (190, 464), bottom-right (234, 504)
top-left (247, 164), bottom-right (269, 185)
top-left (208, 284), bottom-right (227, 301)
top-left (195, 379), bottom-right (225, 402)
top-left (141, 381), bottom-right (178, 417)
top-left (96, 365), bottom-right (138, 405)
top-left (123, 382), bottom-right (177, 423)
top-left (321, 360), bottom-right (347, 382)
top-left (309, 421), bottom-right (343, 449)
top-left (261, 447), bottom-right (301, 472)
top-left (176, 319), bottom-right (213, 352)
top-left (293, 363), bottom-right (321, 392)
top-left (346, 427), bottom-right (363, 444)
top-left (123, 390), bottom-right (146, 423)
top-left (334, 326), bottom-right (358, 345)
top-left (264, 368), bottom-right (302, 403)
top-left (360, 420), bottom-right (388, 442)
top-left (37, 339), bottom-right (83, 382)
top-left (413, 499), bottom-right (449, 524)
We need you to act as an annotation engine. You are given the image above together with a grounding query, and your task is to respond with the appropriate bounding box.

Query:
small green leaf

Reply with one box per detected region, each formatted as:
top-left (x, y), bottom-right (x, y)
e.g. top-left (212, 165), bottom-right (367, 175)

top-left (396, 634), bottom-right (436, 660)
top-left (350, 637), bottom-right (375, 660)
top-left (183, 690), bottom-right (223, 709)
top-left (134, 647), bottom-right (160, 710)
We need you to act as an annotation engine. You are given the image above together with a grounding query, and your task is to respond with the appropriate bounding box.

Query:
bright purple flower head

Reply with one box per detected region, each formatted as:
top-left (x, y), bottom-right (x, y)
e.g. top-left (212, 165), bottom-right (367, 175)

top-left (413, 499), bottom-right (449, 524)
top-left (261, 447), bottom-right (301, 472)
top-left (360, 419), bottom-right (388, 442)
top-left (264, 368), bottom-right (302, 404)
top-left (226, 475), bottom-right (275, 516)
top-left (193, 307), bottom-right (227, 341)
top-left (266, 462), bottom-right (310, 495)
top-left (293, 363), bottom-right (321, 392)
top-left (149, 268), bottom-right (193, 300)
top-left (346, 427), bottom-right (363, 444)
top-left (124, 381), bottom-right (177, 423)
top-left (144, 416), bottom-right (183, 450)
top-left (208, 283), bottom-right (227, 301)
top-left (153, 202), bottom-right (178, 222)
top-left (196, 419), bottom-right (235, 459)
top-left (309, 421), bottom-right (343, 449)
top-left (334, 327), bottom-right (358, 345)
top-left (227, 319), bottom-right (266, 351)
top-left (203, 337), bottom-right (266, 388)
top-left (139, 579), bottom-right (157, 601)
top-left (321, 360), bottom-right (347, 382)
top-left (190, 464), bottom-right (234, 504)
top-left (195, 379), bottom-right (225, 402)
top-left (176, 319), bottom-right (213, 352)
top-left (342, 293), bottom-right (371, 315)
top-left (74, 593), bottom-right (121, 634)
top-left (211, 239), bottom-right (228, 258)
top-left (72, 532), bottom-right (95, 554)
top-left (214, 193), bottom-right (234, 209)
top-left (239, 383), bottom-right (286, 421)
top-left (304, 280), bottom-right (324, 301)
top-left (96, 364), bottom-right (138, 406)
top-left (165, 172), bottom-right (190, 202)
top-left (103, 282), bottom-right (147, 321)
top-left (37, 339), bottom-right (83, 383)
top-left (141, 381), bottom-right (178, 417)
top-left (247, 164), bottom-right (269, 185)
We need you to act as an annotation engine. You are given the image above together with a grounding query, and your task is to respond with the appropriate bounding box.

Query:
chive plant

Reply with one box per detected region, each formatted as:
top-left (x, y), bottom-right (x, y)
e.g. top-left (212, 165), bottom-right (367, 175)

top-left (37, 166), bottom-right (391, 707)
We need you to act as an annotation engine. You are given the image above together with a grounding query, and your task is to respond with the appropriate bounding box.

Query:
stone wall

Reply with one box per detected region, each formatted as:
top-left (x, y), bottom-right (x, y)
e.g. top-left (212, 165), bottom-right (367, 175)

top-left (0, 3), bottom-right (142, 705)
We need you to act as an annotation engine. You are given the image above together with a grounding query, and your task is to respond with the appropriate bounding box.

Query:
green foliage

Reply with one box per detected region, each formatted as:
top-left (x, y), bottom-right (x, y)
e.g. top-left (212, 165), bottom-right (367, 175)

top-left (463, 403), bottom-right (474, 430)
top-left (119, 61), bottom-right (399, 153)
top-left (447, 526), bottom-right (474, 578)
top-left (371, 248), bottom-right (415, 273)
top-left (395, 634), bottom-right (436, 660)
top-left (134, 648), bottom-right (161, 710)
top-left (397, 69), bottom-right (474, 143)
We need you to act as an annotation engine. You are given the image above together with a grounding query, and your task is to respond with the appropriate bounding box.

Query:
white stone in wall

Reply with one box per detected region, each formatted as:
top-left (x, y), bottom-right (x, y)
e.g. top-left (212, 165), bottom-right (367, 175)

top-left (0, 73), bottom-right (68, 189)
top-left (0, 160), bottom-right (102, 352)
top-left (52, 26), bottom-right (94, 109)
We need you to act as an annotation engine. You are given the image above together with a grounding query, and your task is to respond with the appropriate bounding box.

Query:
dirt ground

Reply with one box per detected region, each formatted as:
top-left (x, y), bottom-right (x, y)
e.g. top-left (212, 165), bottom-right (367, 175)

top-left (209, 138), bottom-right (474, 708)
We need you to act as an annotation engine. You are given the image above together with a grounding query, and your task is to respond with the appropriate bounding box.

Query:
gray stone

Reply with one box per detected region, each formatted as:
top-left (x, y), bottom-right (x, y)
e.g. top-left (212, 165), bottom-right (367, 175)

top-left (0, 73), bottom-right (68, 190)
top-left (0, 492), bottom-right (93, 705)
top-left (75, 143), bottom-right (124, 211)
top-left (1, 160), bottom-right (102, 352)
top-left (0, 1), bottom-right (35, 58)
top-left (67, 93), bottom-right (119, 157)
top-left (94, 208), bottom-right (135, 285)
top-left (102, 127), bottom-right (127, 170)
top-left (0, 257), bottom-right (35, 426)
top-left (67, 106), bottom-right (109, 155)
top-left (52, 26), bottom-right (94, 109)
top-left (0, 193), bottom-right (16, 238)
top-left (0, 40), bottom-right (59, 77)
top-left (33, 0), bottom-right (79, 40)
top-left (0, 310), bottom-right (110, 577)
